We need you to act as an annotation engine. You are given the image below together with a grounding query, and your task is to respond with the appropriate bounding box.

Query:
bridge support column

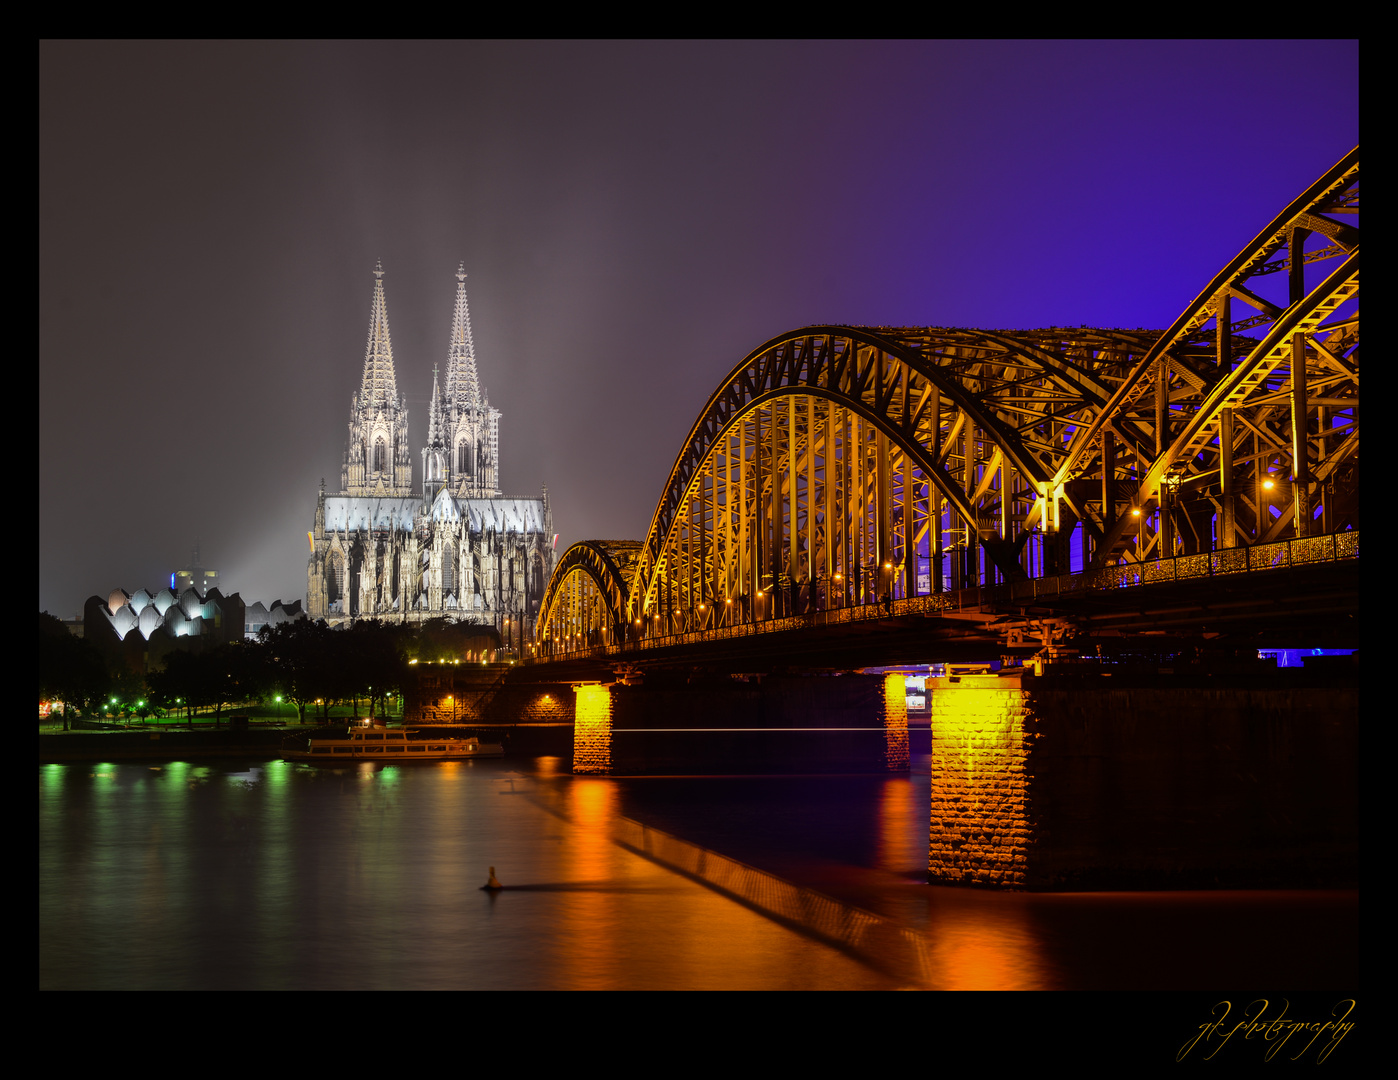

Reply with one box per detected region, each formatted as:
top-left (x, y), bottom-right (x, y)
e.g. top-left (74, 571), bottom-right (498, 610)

top-left (928, 671), bottom-right (1357, 889)
top-left (928, 678), bottom-right (1033, 887)
top-left (1219, 408), bottom-right (1237, 548)
top-left (1291, 332), bottom-right (1312, 537)
top-left (572, 683), bottom-right (613, 774)
top-left (883, 672), bottom-right (909, 772)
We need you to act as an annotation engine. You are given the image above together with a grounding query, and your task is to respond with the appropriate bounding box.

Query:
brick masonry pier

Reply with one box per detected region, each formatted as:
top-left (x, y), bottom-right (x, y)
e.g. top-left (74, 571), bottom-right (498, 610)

top-left (927, 670), bottom-right (1358, 889)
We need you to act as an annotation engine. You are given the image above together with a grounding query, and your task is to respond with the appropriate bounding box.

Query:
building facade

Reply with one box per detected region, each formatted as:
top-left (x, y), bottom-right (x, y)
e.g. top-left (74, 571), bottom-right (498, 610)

top-left (307, 265), bottom-right (554, 637)
top-left (85, 586), bottom-right (246, 676)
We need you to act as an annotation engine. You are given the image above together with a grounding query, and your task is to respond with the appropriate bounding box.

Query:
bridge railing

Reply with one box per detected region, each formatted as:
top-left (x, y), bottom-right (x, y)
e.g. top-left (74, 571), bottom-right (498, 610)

top-left (535, 530), bottom-right (1358, 662)
top-left (990, 529), bottom-right (1358, 606)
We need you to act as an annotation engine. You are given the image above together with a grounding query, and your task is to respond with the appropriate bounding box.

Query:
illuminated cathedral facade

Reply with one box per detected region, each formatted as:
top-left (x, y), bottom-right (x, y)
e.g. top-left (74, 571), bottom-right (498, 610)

top-left (307, 264), bottom-right (554, 638)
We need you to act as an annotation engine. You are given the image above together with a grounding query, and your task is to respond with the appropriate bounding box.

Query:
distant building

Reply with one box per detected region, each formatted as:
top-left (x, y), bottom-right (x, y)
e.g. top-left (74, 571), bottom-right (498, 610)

top-left (172, 548), bottom-right (220, 596)
top-left (244, 598), bottom-right (305, 640)
top-left (84, 586), bottom-right (246, 675)
top-left (307, 264), bottom-right (555, 636)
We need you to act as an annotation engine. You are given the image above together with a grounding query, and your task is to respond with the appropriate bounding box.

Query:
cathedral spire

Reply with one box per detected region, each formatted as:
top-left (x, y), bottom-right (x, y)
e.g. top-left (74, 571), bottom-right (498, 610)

top-left (361, 261), bottom-right (400, 407)
top-left (422, 364), bottom-right (449, 500)
top-left (342, 263), bottom-right (412, 497)
top-left (426, 364), bottom-right (446, 447)
top-left (444, 264), bottom-right (483, 407)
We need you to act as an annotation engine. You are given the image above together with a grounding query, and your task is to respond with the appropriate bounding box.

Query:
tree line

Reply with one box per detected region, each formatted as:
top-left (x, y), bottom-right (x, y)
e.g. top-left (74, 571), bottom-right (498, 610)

top-left (39, 613), bottom-right (500, 727)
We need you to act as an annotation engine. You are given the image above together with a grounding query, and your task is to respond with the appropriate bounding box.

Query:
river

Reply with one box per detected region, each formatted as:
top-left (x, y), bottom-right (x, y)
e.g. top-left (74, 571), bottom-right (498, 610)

top-left (39, 753), bottom-right (1357, 990)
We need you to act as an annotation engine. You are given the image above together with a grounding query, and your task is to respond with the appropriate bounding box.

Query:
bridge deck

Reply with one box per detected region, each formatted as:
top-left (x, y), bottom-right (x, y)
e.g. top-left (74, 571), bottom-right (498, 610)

top-left (526, 531), bottom-right (1357, 673)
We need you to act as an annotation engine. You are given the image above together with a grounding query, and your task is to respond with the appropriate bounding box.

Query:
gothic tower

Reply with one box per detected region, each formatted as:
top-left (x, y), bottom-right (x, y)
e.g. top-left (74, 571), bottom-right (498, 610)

top-left (310, 262), bottom-right (554, 633)
top-left (421, 365), bottom-right (449, 504)
top-left (342, 262), bottom-right (413, 497)
top-left (443, 265), bottom-right (502, 497)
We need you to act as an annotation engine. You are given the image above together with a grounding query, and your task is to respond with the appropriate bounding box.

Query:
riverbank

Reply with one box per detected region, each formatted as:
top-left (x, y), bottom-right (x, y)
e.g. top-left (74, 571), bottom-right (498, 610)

top-left (38, 722), bottom-right (578, 761)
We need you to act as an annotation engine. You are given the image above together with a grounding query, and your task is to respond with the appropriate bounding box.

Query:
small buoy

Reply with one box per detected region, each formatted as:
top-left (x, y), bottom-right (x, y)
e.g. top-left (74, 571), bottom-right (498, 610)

top-left (482, 866), bottom-right (503, 891)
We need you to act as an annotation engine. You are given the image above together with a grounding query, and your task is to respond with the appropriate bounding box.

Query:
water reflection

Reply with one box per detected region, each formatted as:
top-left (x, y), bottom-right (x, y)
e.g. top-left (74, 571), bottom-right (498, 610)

top-left (39, 757), bottom-right (1354, 990)
top-left (924, 896), bottom-right (1053, 989)
top-left (876, 777), bottom-right (918, 874)
top-left (559, 778), bottom-right (620, 988)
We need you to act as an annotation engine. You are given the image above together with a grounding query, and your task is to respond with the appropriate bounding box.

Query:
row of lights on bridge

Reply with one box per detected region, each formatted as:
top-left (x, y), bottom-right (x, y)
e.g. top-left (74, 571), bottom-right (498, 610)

top-left (617, 561), bottom-right (895, 627)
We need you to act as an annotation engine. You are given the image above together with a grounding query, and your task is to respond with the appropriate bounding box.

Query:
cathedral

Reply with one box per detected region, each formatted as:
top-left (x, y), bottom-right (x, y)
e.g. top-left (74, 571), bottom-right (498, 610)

top-left (307, 264), bottom-right (555, 641)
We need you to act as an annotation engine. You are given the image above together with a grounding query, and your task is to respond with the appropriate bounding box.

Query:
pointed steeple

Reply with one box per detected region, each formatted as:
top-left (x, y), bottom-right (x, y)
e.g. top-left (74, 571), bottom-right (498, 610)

top-left (343, 263), bottom-right (412, 497)
top-left (426, 364), bottom-right (446, 447)
top-left (439, 264), bottom-right (503, 498)
top-left (444, 264), bottom-right (482, 407)
top-left (361, 260), bottom-right (400, 407)
top-left (422, 365), bottom-right (449, 501)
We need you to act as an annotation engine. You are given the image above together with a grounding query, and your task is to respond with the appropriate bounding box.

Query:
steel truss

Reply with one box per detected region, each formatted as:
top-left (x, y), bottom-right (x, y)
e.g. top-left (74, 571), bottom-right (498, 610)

top-left (536, 147), bottom-right (1358, 653)
top-left (536, 540), bottom-right (641, 655)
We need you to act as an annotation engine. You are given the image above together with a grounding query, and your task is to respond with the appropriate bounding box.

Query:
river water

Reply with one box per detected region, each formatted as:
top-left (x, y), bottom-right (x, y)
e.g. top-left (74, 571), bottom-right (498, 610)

top-left (39, 753), bottom-right (1357, 991)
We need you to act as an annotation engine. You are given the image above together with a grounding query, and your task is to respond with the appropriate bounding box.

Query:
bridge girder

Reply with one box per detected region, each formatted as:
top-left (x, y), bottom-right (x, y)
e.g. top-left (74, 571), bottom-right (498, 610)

top-left (1061, 145), bottom-right (1359, 565)
top-left (537, 146), bottom-right (1359, 654)
top-left (536, 540), bottom-right (640, 653)
top-left (623, 321), bottom-right (1171, 629)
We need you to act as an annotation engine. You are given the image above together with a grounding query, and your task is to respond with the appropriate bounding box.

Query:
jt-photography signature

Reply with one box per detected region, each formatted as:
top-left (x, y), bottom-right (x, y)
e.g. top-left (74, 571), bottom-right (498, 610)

top-left (1178, 998), bottom-right (1356, 1063)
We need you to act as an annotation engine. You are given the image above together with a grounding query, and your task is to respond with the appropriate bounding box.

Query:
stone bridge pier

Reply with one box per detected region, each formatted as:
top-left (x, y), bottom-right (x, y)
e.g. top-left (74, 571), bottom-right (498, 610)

top-left (927, 669), bottom-right (1358, 889)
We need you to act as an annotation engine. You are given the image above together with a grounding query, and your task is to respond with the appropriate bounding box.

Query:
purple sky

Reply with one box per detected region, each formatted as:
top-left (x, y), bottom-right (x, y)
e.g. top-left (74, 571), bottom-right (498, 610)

top-left (39, 41), bottom-right (1359, 617)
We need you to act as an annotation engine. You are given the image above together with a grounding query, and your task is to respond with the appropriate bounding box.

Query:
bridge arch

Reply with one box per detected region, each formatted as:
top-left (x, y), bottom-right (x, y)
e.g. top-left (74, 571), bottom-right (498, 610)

top-left (1052, 145), bottom-right (1360, 565)
top-left (627, 323), bottom-right (1165, 629)
top-left (533, 147), bottom-right (1358, 653)
top-left (624, 146), bottom-right (1359, 631)
top-left (536, 540), bottom-right (641, 655)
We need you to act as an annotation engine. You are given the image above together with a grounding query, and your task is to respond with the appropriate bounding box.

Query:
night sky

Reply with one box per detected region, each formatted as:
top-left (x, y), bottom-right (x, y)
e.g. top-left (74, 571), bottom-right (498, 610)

top-left (39, 41), bottom-right (1359, 617)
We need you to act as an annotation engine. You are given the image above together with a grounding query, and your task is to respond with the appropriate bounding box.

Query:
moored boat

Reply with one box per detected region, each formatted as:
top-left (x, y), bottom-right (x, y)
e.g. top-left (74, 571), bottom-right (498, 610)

top-left (285, 727), bottom-right (503, 763)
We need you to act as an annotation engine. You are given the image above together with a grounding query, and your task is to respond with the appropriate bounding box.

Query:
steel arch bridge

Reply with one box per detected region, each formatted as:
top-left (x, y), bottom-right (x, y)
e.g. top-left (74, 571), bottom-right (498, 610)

top-left (537, 540), bottom-right (642, 653)
top-left (535, 147), bottom-right (1358, 657)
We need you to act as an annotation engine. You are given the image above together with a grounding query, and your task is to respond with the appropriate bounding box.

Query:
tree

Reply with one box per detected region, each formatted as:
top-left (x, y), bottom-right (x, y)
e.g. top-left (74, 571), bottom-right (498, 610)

top-left (258, 619), bottom-right (337, 723)
top-left (39, 612), bottom-right (109, 729)
top-left (345, 620), bottom-right (410, 719)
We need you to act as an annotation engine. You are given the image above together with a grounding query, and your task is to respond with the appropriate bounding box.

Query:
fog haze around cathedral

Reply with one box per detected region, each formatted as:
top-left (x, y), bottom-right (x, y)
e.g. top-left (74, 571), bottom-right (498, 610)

top-left (39, 41), bottom-right (1358, 616)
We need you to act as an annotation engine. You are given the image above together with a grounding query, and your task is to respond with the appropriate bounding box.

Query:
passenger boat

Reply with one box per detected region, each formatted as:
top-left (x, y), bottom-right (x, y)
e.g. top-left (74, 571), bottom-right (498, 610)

top-left (285, 728), bottom-right (504, 763)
